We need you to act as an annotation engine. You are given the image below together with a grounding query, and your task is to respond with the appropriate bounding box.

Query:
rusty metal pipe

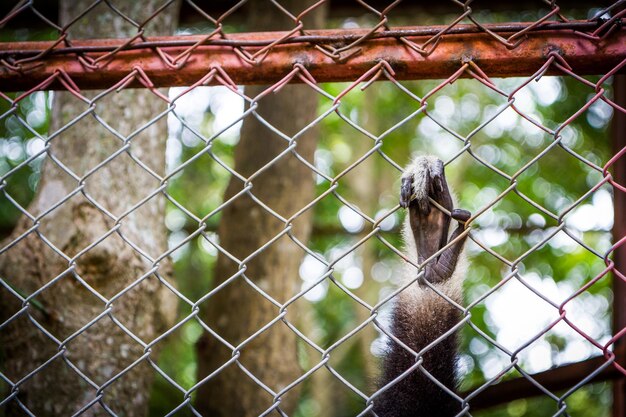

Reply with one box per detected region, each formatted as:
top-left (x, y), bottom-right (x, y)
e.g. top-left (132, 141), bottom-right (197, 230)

top-left (0, 26), bottom-right (625, 91)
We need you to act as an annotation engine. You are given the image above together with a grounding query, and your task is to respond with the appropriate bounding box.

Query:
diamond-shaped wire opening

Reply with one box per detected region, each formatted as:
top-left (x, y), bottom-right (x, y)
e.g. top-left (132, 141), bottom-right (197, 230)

top-left (333, 76), bottom-right (428, 139)
top-left (88, 88), bottom-right (171, 139)
top-left (182, 0), bottom-right (247, 33)
top-left (63, 2), bottom-right (144, 40)
top-left (1, 2), bottom-right (625, 415)
top-left (0, 307), bottom-right (60, 380)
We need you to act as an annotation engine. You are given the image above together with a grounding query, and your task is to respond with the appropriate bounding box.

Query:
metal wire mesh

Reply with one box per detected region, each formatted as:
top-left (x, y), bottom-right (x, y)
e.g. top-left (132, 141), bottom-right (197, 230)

top-left (0, 1), bottom-right (625, 416)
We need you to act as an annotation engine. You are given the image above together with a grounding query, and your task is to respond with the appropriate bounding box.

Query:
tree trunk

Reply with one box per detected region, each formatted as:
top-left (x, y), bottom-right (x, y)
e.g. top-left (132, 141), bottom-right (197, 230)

top-left (350, 84), bottom-right (383, 386)
top-left (195, 2), bottom-right (326, 416)
top-left (0, 2), bottom-right (179, 416)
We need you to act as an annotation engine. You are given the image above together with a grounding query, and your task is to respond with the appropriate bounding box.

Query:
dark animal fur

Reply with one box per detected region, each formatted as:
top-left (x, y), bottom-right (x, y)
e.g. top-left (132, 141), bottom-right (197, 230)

top-left (373, 156), bottom-right (469, 417)
top-left (374, 294), bottom-right (461, 416)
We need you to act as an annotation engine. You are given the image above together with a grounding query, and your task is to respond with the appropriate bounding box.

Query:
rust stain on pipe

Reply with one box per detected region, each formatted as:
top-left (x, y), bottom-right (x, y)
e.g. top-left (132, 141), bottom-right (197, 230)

top-left (0, 27), bottom-right (625, 91)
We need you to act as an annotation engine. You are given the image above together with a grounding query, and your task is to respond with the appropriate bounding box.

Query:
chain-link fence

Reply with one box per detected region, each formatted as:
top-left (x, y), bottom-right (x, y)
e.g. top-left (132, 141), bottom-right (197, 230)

top-left (0, 1), bottom-right (625, 416)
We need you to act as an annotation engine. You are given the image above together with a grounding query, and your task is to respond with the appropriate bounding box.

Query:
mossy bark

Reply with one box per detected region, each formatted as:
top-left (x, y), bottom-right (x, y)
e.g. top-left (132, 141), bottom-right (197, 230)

top-left (0, 2), bottom-right (179, 415)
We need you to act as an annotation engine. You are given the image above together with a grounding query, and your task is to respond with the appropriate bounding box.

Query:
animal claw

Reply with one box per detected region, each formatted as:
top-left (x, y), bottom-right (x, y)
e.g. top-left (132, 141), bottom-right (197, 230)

top-left (451, 208), bottom-right (471, 222)
top-left (400, 176), bottom-right (413, 208)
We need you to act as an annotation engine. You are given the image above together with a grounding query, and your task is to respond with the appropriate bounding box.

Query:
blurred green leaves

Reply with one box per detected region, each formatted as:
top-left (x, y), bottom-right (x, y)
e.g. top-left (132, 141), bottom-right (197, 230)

top-left (0, 39), bottom-right (616, 417)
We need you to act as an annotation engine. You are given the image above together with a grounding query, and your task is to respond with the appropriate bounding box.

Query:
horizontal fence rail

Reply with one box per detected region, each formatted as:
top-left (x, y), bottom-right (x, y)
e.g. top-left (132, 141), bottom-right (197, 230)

top-left (1, 23), bottom-right (626, 91)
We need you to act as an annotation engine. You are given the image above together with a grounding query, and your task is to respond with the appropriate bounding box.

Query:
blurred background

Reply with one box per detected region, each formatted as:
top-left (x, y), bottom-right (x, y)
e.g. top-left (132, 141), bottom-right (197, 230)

top-left (0, 1), bottom-right (618, 416)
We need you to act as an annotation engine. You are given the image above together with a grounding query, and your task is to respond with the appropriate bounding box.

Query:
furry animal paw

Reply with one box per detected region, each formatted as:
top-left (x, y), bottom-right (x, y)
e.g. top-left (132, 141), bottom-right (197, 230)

top-left (400, 155), bottom-right (471, 283)
top-left (400, 156), bottom-right (448, 214)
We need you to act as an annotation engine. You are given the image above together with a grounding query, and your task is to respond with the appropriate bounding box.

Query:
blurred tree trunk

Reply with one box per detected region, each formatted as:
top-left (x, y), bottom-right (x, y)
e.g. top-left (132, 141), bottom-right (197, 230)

top-left (352, 84), bottom-right (383, 385)
top-left (0, 1), bottom-right (179, 416)
top-left (195, 2), bottom-right (327, 416)
top-left (312, 85), bottom-right (388, 417)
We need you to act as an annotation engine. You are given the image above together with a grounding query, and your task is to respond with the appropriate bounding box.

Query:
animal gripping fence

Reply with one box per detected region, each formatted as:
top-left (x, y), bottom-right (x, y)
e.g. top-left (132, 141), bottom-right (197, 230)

top-left (0, 1), bottom-right (625, 416)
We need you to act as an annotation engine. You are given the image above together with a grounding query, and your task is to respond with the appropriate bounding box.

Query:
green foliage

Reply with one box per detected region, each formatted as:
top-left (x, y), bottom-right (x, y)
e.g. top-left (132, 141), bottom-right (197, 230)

top-left (0, 91), bottom-right (50, 234)
top-left (0, 41), bottom-right (616, 417)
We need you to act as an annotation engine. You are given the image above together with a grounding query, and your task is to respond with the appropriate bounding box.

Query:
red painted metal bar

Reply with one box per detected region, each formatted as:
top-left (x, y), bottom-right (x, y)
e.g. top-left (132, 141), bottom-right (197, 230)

top-left (612, 74), bottom-right (626, 417)
top-left (0, 26), bottom-right (625, 91)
